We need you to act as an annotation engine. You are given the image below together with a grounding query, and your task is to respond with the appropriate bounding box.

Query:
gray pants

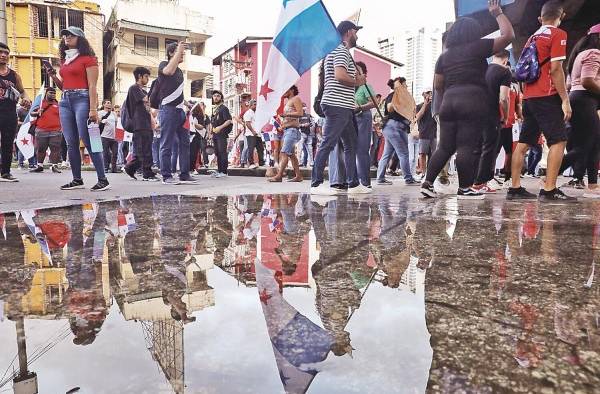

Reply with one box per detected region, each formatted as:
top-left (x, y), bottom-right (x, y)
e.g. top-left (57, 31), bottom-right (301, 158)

top-left (35, 131), bottom-right (62, 164)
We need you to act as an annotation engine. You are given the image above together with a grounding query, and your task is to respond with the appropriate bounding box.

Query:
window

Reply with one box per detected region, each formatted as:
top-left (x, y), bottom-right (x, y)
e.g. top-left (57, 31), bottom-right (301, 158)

top-left (190, 42), bottom-right (205, 56)
top-left (68, 10), bottom-right (84, 31)
top-left (33, 5), bottom-right (49, 38)
top-left (147, 36), bottom-right (159, 57)
top-left (134, 34), bottom-right (147, 55)
top-left (50, 8), bottom-right (66, 38)
top-left (40, 58), bottom-right (56, 88)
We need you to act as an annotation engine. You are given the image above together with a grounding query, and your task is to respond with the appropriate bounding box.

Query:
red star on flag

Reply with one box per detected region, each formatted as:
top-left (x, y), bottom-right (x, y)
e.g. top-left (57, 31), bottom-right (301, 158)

top-left (20, 138), bottom-right (30, 145)
top-left (259, 288), bottom-right (272, 305)
top-left (259, 81), bottom-right (274, 101)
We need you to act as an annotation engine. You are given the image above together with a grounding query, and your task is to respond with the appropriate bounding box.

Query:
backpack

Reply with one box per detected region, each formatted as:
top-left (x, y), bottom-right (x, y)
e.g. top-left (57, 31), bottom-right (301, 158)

top-left (313, 60), bottom-right (325, 117)
top-left (120, 97), bottom-right (134, 132)
top-left (148, 78), bottom-right (162, 110)
top-left (514, 36), bottom-right (550, 83)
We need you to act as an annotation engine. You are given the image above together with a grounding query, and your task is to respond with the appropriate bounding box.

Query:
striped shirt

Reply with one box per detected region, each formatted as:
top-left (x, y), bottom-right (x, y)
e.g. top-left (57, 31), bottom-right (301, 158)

top-left (321, 44), bottom-right (356, 109)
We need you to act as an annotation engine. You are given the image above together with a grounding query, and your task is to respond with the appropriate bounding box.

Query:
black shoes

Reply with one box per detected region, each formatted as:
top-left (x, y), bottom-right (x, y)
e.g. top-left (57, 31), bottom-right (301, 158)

top-left (539, 188), bottom-right (576, 202)
top-left (507, 187), bottom-right (537, 200)
top-left (0, 173), bottom-right (19, 182)
top-left (30, 166), bottom-right (44, 173)
top-left (91, 178), bottom-right (111, 192)
top-left (61, 179), bottom-right (84, 190)
top-left (124, 166), bottom-right (137, 180)
top-left (421, 182), bottom-right (437, 198)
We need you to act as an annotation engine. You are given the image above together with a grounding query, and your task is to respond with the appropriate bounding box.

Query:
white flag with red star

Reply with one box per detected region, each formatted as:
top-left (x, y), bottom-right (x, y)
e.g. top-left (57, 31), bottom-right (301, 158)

top-left (16, 84), bottom-right (45, 159)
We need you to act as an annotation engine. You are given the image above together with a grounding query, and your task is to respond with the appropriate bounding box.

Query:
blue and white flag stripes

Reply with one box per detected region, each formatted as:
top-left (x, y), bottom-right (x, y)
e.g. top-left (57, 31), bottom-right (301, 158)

top-left (16, 84), bottom-right (45, 159)
top-left (255, 0), bottom-right (341, 131)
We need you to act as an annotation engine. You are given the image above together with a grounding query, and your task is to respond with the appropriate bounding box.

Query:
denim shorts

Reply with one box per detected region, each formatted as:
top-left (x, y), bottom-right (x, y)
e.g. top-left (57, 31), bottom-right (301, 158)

top-left (281, 128), bottom-right (301, 155)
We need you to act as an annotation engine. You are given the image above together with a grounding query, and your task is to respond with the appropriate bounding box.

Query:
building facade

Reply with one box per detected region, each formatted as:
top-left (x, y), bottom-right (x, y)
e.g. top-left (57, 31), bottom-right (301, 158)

top-left (213, 37), bottom-right (403, 122)
top-left (5, 0), bottom-right (104, 99)
top-left (378, 28), bottom-right (442, 99)
top-left (103, 0), bottom-right (214, 105)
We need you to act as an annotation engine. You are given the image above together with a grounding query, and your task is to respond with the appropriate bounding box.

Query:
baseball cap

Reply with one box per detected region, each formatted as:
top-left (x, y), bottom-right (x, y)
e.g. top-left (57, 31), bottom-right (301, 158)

top-left (589, 23), bottom-right (600, 35)
top-left (337, 21), bottom-right (362, 36)
top-left (60, 26), bottom-right (85, 38)
top-left (249, 99), bottom-right (257, 105)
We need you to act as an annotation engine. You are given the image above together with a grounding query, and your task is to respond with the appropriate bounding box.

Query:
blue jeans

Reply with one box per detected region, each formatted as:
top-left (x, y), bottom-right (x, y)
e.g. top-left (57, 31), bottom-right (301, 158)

top-left (311, 104), bottom-right (357, 187)
top-left (159, 105), bottom-right (190, 179)
top-left (171, 135), bottom-right (179, 172)
top-left (299, 132), bottom-right (314, 166)
top-left (527, 144), bottom-right (543, 175)
top-left (328, 142), bottom-right (346, 186)
top-left (408, 134), bottom-right (419, 175)
top-left (152, 136), bottom-right (160, 167)
top-left (18, 151), bottom-right (37, 167)
top-left (59, 90), bottom-right (105, 180)
top-left (377, 119), bottom-right (414, 182)
top-left (241, 135), bottom-right (249, 164)
top-left (354, 111), bottom-right (373, 186)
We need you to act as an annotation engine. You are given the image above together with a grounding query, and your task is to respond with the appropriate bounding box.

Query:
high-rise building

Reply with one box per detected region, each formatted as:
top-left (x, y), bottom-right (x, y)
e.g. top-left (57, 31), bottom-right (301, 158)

top-left (378, 28), bottom-right (442, 99)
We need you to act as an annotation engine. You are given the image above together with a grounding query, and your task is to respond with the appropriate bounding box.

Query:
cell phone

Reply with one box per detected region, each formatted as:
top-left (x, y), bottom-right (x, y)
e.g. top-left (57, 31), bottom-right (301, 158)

top-left (42, 60), bottom-right (53, 71)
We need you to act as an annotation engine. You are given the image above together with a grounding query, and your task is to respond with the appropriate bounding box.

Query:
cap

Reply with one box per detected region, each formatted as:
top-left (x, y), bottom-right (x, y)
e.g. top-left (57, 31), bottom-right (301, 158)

top-left (249, 99), bottom-right (257, 105)
top-left (60, 26), bottom-right (85, 38)
top-left (589, 23), bottom-right (600, 35)
top-left (337, 21), bottom-right (362, 36)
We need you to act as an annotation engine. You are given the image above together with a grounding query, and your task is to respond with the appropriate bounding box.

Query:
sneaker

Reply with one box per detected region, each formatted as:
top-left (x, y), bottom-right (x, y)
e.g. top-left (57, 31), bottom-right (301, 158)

top-left (194, 169), bottom-right (203, 175)
top-left (330, 184), bottom-right (347, 192)
top-left (162, 177), bottom-right (180, 185)
top-left (472, 184), bottom-right (496, 194)
top-left (215, 172), bottom-right (228, 178)
top-left (377, 179), bottom-right (393, 185)
top-left (310, 184), bottom-right (339, 196)
top-left (507, 187), bottom-right (537, 200)
top-left (523, 173), bottom-right (534, 179)
top-left (405, 179), bottom-right (420, 186)
top-left (0, 173), bottom-right (19, 182)
top-left (564, 179), bottom-right (585, 189)
top-left (457, 187), bottom-right (485, 200)
top-left (179, 175), bottom-right (199, 184)
top-left (90, 178), bottom-right (111, 192)
top-left (210, 171), bottom-right (219, 178)
top-left (51, 165), bottom-right (61, 174)
top-left (29, 165), bottom-right (44, 173)
top-left (60, 179), bottom-right (84, 190)
top-left (142, 176), bottom-right (160, 182)
top-left (124, 166), bottom-right (137, 180)
top-left (248, 164), bottom-right (259, 170)
top-left (348, 184), bottom-right (373, 194)
top-left (491, 178), bottom-right (505, 190)
top-left (421, 182), bottom-right (437, 198)
top-left (539, 188), bottom-right (576, 202)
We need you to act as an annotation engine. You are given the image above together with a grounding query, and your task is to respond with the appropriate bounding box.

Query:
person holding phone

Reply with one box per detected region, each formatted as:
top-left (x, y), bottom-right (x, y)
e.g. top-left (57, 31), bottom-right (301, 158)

top-left (44, 26), bottom-right (109, 191)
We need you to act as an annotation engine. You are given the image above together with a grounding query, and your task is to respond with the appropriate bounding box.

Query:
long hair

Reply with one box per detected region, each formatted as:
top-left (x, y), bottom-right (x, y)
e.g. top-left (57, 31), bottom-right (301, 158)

top-left (59, 36), bottom-right (96, 61)
top-left (192, 103), bottom-right (205, 120)
top-left (567, 33), bottom-right (600, 75)
top-left (387, 77), bottom-right (406, 89)
top-left (446, 17), bottom-right (483, 48)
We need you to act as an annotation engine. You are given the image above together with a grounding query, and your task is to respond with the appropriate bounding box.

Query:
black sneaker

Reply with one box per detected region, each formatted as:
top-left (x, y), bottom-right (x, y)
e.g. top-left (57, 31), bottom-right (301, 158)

top-left (91, 178), bottom-right (111, 192)
top-left (30, 165), bottom-right (44, 173)
top-left (179, 175), bottom-right (198, 184)
top-left (0, 173), bottom-right (19, 182)
top-left (507, 187), bottom-right (537, 200)
top-left (124, 166), bottom-right (137, 180)
top-left (61, 179), bottom-right (84, 190)
top-left (457, 187), bottom-right (485, 200)
top-left (377, 179), bottom-right (393, 185)
top-left (405, 179), bottom-right (420, 186)
top-left (539, 188), bottom-right (576, 202)
top-left (51, 165), bottom-right (61, 174)
top-left (421, 182), bottom-right (437, 198)
top-left (142, 175), bottom-right (160, 182)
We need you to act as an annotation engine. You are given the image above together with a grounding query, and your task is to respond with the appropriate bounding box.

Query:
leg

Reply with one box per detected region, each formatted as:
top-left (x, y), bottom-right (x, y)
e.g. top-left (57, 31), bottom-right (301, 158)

top-left (125, 132), bottom-right (143, 174)
top-left (455, 119), bottom-right (483, 189)
top-left (36, 133), bottom-right (50, 164)
top-left (247, 135), bottom-right (257, 165)
top-left (48, 135), bottom-right (62, 165)
top-left (159, 107), bottom-right (176, 178)
top-left (102, 137), bottom-right (111, 170)
top-left (425, 119), bottom-right (458, 185)
top-left (376, 131), bottom-right (395, 181)
top-left (392, 126), bottom-right (414, 183)
top-left (340, 117), bottom-right (358, 187)
top-left (545, 141), bottom-right (566, 191)
top-left (171, 135), bottom-right (179, 173)
top-left (177, 114), bottom-right (191, 178)
top-left (110, 140), bottom-right (118, 171)
top-left (290, 154), bottom-right (303, 180)
top-left (510, 143), bottom-right (530, 188)
top-left (152, 136), bottom-right (160, 167)
top-left (328, 143), bottom-right (343, 186)
top-left (355, 112), bottom-right (373, 186)
top-left (61, 135), bottom-right (68, 162)
top-left (474, 122), bottom-right (500, 185)
top-left (256, 137), bottom-right (265, 166)
top-left (59, 98), bottom-right (83, 180)
top-left (139, 131), bottom-right (154, 178)
top-left (189, 135), bottom-right (200, 171)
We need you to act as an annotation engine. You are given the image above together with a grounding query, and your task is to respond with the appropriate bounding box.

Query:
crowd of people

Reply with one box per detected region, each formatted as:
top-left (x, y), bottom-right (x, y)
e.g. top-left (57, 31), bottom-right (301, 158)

top-left (0, 0), bottom-right (598, 203)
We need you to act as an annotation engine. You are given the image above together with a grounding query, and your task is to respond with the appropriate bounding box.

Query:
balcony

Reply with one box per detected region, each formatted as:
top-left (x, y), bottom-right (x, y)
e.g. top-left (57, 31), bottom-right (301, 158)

top-left (185, 53), bottom-right (212, 79)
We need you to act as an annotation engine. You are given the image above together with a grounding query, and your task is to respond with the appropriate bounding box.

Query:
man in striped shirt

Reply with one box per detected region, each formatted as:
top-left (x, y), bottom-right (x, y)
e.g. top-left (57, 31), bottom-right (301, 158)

top-left (310, 21), bottom-right (368, 195)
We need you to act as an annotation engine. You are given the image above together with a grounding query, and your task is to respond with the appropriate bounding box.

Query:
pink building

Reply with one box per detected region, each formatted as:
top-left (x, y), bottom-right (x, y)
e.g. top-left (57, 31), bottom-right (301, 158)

top-left (213, 37), bottom-right (403, 119)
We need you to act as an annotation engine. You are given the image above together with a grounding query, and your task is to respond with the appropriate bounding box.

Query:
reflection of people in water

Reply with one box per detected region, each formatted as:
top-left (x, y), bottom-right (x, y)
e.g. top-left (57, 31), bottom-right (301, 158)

top-left (310, 197), bottom-right (372, 356)
top-left (274, 194), bottom-right (311, 276)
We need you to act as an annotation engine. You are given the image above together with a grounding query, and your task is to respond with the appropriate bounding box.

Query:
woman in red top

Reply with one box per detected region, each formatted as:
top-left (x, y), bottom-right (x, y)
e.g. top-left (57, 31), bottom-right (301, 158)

top-left (45, 26), bottom-right (109, 191)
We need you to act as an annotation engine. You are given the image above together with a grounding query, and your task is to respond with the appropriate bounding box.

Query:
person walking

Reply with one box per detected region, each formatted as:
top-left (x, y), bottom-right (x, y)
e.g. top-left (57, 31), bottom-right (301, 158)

top-left (354, 61), bottom-right (376, 188)
top-left (210, 90), bottom-right (232, 178)
top-left (507, 0), bottom-right (575, 201)
top-left (157, 42), bottom-right (196, 185)
top-left (44, 26), bottom-right (109, 191)
top-left (421, 0), bottom-right (514, 199)
top-left (310, 21), bottom-right (366, 195)
top-left (124, 66), bottom-right (157, 182)
top-left (376, 77), bottom-right (419, 186)
top-left (268, 86), bottom-right (303, 183)
top-left (98, 100), bottom-right (119, 173)
top-left (29, 87), bottom-right (62, 174)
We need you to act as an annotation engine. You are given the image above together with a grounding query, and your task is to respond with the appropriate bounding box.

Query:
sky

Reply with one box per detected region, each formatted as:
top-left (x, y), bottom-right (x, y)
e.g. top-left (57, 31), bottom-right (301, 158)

top-left (96, 0), bottom-right (456, 57)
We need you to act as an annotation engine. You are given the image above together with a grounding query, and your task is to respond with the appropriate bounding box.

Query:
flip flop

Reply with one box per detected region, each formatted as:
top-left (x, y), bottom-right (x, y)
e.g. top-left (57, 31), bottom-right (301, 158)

top-left (267, 177), bottom-right (283, 183)
top-left (287, 178), bottom-right (304, 183)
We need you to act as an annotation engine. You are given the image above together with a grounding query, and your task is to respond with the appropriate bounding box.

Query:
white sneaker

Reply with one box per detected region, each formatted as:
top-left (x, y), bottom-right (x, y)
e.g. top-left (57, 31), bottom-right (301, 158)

top-left (248, 164), bottom-right (259, 169)
top-left (489, 177), bottom-right (504, 190)
top-left (310, 184), bottom-right (339, 196)
top-left (347, 184), bottom-right (373, 194)
top-left (215, 172), bottom-right (228, 178)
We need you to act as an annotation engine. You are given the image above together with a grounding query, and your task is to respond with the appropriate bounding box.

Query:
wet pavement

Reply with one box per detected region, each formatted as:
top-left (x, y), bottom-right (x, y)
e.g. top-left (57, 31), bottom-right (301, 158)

top-left (0, 194), bottom-right (598, 393)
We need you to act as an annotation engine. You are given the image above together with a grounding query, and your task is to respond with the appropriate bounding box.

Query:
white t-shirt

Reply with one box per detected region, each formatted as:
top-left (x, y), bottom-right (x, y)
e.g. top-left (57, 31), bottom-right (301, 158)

top-left (243, 109), bottom-right (256, 137)
top-left (98, 110), bottom-right (117, 139)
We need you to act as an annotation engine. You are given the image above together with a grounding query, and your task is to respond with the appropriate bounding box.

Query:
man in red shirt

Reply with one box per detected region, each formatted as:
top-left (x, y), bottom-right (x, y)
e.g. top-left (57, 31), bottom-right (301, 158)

top-left (30, 87), bottom-right (62, 173)
top-left (508, 0), bottom-right (574, 201)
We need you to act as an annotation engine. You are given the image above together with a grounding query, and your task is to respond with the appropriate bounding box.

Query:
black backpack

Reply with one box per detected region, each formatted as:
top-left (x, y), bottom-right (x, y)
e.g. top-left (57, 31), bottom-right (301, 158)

top-left (120, 96), bottom-right (134, 132)
top-left (148, 78), bottom-right (162, 110)
top-left (312, 60), bottom-right (325, 118)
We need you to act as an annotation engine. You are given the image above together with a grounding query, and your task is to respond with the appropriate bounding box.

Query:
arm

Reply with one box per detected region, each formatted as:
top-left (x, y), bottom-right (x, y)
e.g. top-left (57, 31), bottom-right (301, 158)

top-left (335, 66), bottom-right (367, 87)
top-left (245, 120), bottom-right (257, 135)
top-left (214, 120), bottom-right (233, 134)
top-left (581, 77), bottom-right (600, 95)
top-left (86, 66), bottom-right (99, 122)
top-left (161, 42), bottom-right (186, 76)
top-left (14, 74), bottom-right (30, 106)
top-left (415, 102), bottom-right (430, 122)
top-left (489, 0), bottom-right (515, 53)
top-left (550, 61), bottom-right (571, 122)
top-left (499, 85), bottom-right (510, 123)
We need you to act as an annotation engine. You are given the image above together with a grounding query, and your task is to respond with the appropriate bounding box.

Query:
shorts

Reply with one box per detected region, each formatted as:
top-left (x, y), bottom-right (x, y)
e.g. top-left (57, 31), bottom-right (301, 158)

top-left (520, 95), bottom-right (567, 147)
top-left (281, 128), bottom-right (301, 155)
top-left (498, 127), bottom-right (513, 154)
top-left (271, 132), bottom-right (282, 142)
top-left (419, 138), bottom-right (437, 155)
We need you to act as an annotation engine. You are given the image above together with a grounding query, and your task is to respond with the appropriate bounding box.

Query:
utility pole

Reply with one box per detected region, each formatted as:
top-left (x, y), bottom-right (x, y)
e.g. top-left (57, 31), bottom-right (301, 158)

top-left (0, 0), bottom-right (7, 44)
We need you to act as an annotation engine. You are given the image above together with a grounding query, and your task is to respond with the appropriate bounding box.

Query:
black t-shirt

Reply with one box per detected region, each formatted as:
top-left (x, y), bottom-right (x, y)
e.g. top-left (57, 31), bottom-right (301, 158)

top-left (435, 39), bottom-right (494, 89)
top-left (384, 92), bottom-right (408, 122)
top-left (127, 84), bottom-right (152, 132)
top-left (299, 114), bottom-right (313, 134)
top-left (211, 104), bottom-right (232, 134)
top-left (416, 103), bottom-right (437, 140)
top-left (158, 61), bottom-right (184, 107)
top-left (0, 69), bottom-right (18, 115)
top-left (485, 63), bottom-right (512, 119)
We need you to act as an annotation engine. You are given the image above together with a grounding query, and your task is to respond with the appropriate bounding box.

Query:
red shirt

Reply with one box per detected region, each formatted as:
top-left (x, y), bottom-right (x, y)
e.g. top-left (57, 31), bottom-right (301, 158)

top-left (33, 100), bottom-right (61, 131)
top-left (59, 55), bottom-right (98, 90)
top-left (523, 26), bottom-right (567, 99)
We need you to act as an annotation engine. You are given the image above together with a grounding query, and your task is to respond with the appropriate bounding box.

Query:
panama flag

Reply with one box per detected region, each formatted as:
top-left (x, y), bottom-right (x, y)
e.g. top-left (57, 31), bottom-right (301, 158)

top-left (255, 0), bottom-right (341, 131)
top-left (16, 84), bottom-right (45, 159)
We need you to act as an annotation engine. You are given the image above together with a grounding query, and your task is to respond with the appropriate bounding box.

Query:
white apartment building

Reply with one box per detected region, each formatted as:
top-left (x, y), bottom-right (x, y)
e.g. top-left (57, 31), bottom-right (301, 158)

top-left (103, 0), bottom-right (214, 105)
top-left (378, 28), bottom-right (442, 100)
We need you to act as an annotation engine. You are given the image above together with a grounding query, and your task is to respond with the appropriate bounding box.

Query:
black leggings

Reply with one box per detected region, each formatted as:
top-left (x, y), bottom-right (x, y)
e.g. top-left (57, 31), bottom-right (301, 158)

top-left (560, 90), bottom-right (600, 184)
top-left (425, 85), bottom-right (490, 188)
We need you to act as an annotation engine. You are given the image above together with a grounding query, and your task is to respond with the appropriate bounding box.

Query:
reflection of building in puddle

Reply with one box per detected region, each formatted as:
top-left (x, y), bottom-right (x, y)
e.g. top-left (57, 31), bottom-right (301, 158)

top-left (400, 256), bottom-right (426, 296)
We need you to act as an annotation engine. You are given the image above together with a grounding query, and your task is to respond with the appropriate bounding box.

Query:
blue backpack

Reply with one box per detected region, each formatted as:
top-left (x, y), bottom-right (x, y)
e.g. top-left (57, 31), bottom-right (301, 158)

top-left (514, 36), bottom-right (550, 83)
